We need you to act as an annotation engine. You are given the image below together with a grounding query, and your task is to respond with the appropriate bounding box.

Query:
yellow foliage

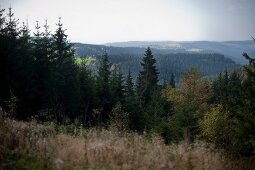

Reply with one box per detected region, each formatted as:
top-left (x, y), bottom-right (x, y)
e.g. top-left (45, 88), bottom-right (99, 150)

top-left (162, 87), bottom-right (184, 103)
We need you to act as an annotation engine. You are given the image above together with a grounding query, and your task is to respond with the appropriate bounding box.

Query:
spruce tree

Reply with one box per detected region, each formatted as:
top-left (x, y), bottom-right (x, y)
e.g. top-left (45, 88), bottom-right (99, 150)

top-left (78, 59), bottom-right (96, 125)
top-left (241, 50), bottom-right (255, 154)
top-left (17, 22), bottom-right (36, 116)
top-left (31, 20), bottom-right (54, 115)
top-left (0, 8), bottom-right (20, 113)
top-left (136, 47), bottom-right (169, 131)
top-left (125, 71), bottom-right (134, 97)
top-left (125, 71), bottom-right (146, 131)
top-left (110, 65), bottom-right (124, 105)
top-left (52, 18), bottom-right (80, 122)
top-left (96, 52), bottom-right (111, 122)
top-left (0, 8), bottom-right (9, 108)
top-left (170, 73), bottom-right (176, 88)
top-left (137, 47), bottom-right (159, 103)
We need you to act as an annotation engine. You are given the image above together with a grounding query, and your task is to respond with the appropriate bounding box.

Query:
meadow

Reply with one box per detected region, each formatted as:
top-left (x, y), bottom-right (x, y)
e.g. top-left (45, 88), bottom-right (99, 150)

top-left (1, 115), bottom-right (254, 170)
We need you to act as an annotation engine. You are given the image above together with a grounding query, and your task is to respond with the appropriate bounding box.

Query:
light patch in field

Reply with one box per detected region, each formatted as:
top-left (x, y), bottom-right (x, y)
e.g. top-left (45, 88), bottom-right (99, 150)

top-left (186, 48), bottom-right (203, 52)
top-left (75, 57), bottom-right (96, 66)
top-left (165, 43), bottom-right (182, 49)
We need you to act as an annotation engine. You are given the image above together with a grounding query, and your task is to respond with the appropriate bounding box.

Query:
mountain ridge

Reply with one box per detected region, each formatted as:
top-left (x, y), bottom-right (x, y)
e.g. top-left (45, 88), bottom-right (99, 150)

top-left (104, 40), bottom-right (255, 64)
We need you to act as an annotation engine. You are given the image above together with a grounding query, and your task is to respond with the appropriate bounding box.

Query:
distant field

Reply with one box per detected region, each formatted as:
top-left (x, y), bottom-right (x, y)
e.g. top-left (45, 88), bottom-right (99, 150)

top-left (75, 57), bottom-right (96, 65)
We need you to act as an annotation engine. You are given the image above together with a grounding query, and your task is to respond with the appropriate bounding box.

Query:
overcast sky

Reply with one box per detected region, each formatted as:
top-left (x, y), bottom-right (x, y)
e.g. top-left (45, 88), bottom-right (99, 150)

top-left (1, 0), bottom-right (255, 44)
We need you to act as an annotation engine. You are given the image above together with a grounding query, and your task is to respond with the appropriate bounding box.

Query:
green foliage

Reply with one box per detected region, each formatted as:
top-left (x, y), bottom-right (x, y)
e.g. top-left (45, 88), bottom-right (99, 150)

top-left (123, 72), bottom-right (146, 131)
top-left (110, 65), bottom-right (124, 105)
top-left (199, 105), bottom-right (231, 147)
top-left (199, 105), bottom-right (254, 156)
top-left (109, 102), bottom-right (130, 131)
top-left (168, 68), bottom-right (211, 143)
top-left (96, 52), bottom-right (111, 122)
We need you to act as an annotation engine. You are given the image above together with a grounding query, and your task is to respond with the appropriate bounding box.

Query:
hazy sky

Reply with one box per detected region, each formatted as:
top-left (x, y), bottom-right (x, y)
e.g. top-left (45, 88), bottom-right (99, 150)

top-left (1, 0), bottom-right (255, 44)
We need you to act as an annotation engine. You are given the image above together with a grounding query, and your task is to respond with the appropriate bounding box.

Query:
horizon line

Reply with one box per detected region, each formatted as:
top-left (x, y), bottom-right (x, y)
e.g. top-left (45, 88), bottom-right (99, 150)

top-left (72, 39), bottom-right (253, 45)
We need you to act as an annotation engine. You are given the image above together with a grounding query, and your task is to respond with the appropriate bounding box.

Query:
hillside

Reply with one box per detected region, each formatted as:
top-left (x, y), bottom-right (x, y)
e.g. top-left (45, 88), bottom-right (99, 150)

top-left (105, 41), bottom-right (255, 64)
top-left (73, 43), bottom-right (240, 82)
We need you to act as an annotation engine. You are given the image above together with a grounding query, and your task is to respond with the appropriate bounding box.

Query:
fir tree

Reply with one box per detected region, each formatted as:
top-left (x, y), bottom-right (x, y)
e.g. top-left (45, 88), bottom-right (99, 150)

top-left (137, 47), bottom-right (159, 103)
top-left (110, 65), bottom-right (124, 105)
top-left (125, 71), bottom-right (134, 97)
top-left (78, 59), bottom-right (96, 125)
top-left (96, 52), bottom-right (111, 122)
top-left (170, 73), bottom-right (176, 88)
top-left (0, 8), bottom-right (20, 113)
top-left (31, 20), bottom-right (53, 114)
top-left (51, 18), bottom-right (80, 122)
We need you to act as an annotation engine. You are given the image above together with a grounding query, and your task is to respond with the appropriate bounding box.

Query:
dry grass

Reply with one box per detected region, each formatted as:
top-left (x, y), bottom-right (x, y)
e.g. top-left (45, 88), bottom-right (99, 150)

top-left (0, 117), bottom-right (254, 170)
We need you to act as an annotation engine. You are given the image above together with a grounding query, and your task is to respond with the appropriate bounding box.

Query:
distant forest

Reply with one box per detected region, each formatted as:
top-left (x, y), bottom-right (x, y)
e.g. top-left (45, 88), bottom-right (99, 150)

top-left (74, 43), bottom-right (240, 83)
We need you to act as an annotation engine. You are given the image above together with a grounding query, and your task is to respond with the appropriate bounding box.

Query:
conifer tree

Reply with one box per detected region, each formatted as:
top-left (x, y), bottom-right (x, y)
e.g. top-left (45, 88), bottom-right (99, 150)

top-left (137, 47), bottom-right (159, 103)
top-left (78, 59), bottom-right (96, 125)
top-left (16, 22), bottom-right (36, 116)
top-left (31, 20), bottom-right (53, 114)
top-left (0, 8), bottom-right (9, 108)
top-left (170, 73), bottom-right (176, 88)
top-left (241, 49), bottom-right (255, 154)
top-left (51, 18), bottom-right (80, 122)
top-left (110, 65), bottom-right (124, 105)
top-left (125, 71), bottom-right (134, 97)
top-left (125, 71), bottom-right (146, 131)
top-left (96, 52), bottom-right (111, 121)
top-left (136, 47), bottom-right (170, 131)
top-left (0, 8), bottom-right (20, 113)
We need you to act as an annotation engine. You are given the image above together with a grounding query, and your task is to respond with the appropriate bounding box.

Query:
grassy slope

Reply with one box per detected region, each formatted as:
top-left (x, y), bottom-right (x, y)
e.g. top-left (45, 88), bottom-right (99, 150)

top-left (0, 117), bottom-right (254, 170)
top-left (74, 57), bottom-right (96, 66)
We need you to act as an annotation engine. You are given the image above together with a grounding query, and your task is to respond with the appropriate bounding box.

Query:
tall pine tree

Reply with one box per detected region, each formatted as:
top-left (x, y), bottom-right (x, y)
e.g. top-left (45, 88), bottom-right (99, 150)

top-left (137, 47), bottom-right (159, 103)
top-left (96, 52), bottom-right (111, 122)
top-left (51, 18), bottom-right (80, 122)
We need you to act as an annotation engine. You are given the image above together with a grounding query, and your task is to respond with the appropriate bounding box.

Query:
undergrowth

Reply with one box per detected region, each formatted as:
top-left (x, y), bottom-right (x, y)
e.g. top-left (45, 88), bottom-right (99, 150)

top-left (0, 116), bottom-right (254, 170)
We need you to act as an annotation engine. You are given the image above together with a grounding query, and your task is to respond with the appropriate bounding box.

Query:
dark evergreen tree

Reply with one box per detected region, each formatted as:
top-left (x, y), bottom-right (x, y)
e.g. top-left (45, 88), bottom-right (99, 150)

top-left (15, 21), bottom-right (35, 117)
top-left (96, 52), bottom-right (111, 122)
top-left (136, 47), bottom-right (169, 131)
top-left (137, 47), bottom-right (159, 103)
top-left (32, 21), bottom-right (50, 113)
top-left (123, 71), bottom-right (145, 131)
top-left (169, 73), bottom-right (176, 88)
top-left (0, 8), bottom-right (10, 109)
top-left (110, 65), bottom-right (124, 106)
top-left (125, 71), bottom-right (134, 97)
top-left (78, 59), bottom-right (96, 125)
top-left (51, 18), bottom-right (80, 122)
top-left (227, 71), bottom-right (242, 113)
top-left (0, 8), bottom-right (39, 117)
top-left (0, 8), bottom-right (21, 114)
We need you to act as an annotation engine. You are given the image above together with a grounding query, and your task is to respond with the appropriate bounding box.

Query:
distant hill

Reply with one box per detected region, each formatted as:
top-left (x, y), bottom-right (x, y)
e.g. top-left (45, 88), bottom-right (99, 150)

top-left (105, 40), bottom-right (255, 64)
top-left (73, 43), bottom-right (240, 83)
top-left (73, 43), bottom-right (187, 57)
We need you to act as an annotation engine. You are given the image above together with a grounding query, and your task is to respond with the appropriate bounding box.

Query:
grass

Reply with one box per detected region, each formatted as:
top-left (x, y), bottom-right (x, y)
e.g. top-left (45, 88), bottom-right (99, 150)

top-left (0, 116), bottom-right (254, 170)
top-left (75, 57), bottom-right (96, 66)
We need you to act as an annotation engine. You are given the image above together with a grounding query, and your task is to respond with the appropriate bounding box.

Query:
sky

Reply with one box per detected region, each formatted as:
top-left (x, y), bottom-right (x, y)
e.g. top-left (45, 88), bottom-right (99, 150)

top-left (1, 0), bottom-right (255, 44)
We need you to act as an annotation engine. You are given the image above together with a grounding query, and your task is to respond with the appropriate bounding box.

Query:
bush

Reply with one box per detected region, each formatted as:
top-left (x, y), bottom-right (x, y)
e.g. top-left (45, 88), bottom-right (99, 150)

top-left (109, 102), bottom-right (130, 131)
top-left (199, 105), bottom-right (254, 156)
